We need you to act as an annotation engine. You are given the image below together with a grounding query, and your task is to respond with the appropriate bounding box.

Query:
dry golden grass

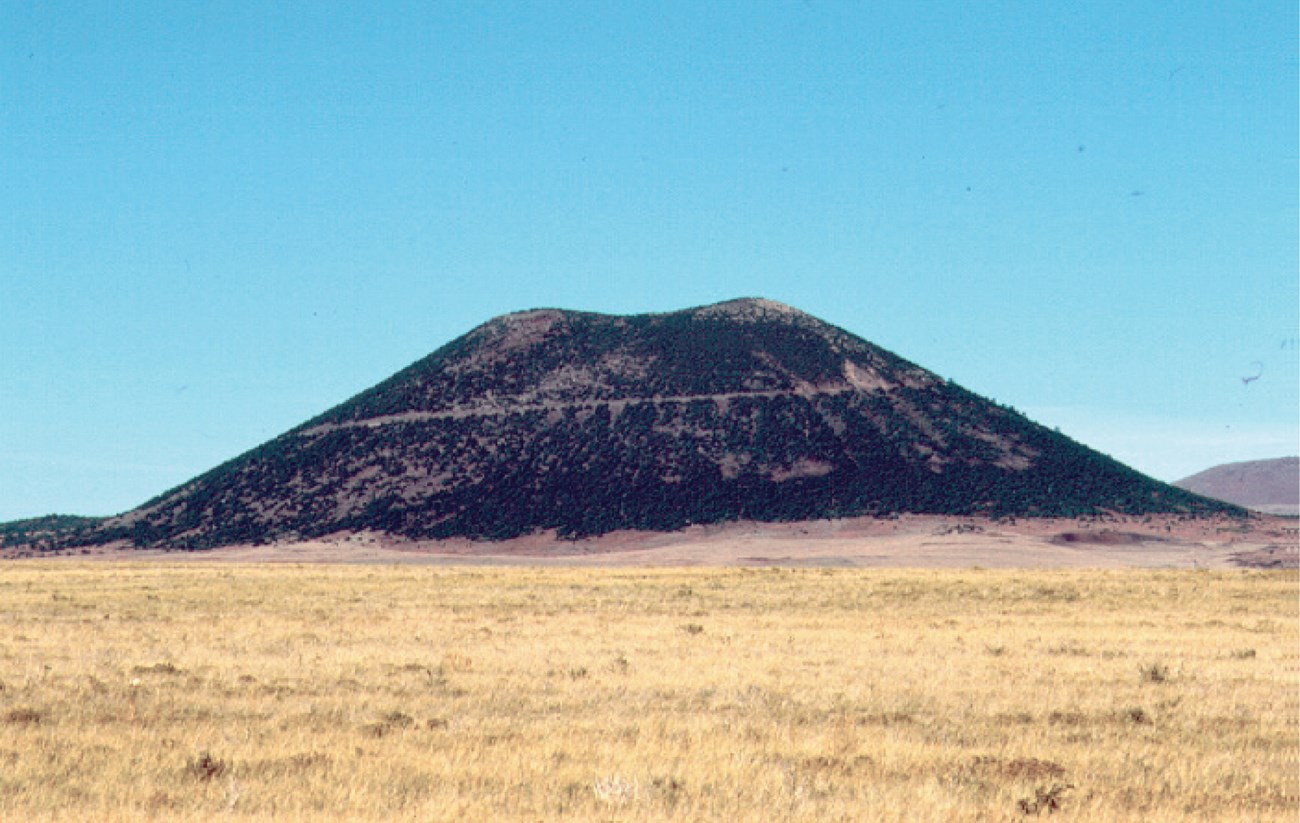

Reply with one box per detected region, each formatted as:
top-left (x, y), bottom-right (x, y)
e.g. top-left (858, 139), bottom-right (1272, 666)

top-left (0, 563), bottom-right (1294, 821)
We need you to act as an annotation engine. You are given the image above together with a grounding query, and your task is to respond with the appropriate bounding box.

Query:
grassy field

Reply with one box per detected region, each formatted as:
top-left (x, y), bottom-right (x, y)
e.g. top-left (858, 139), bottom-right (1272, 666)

top-left (0, 563), bottom-right (1294, 821)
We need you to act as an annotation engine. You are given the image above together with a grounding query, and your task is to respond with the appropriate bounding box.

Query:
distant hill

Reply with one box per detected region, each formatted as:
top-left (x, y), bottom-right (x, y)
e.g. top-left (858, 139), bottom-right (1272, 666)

top-left (0, 514), bottom-right (103, 549)
top-left (7, 298), bottom-right (1237, 552)
top-left (1175, 457), bottom-right (1299, 516)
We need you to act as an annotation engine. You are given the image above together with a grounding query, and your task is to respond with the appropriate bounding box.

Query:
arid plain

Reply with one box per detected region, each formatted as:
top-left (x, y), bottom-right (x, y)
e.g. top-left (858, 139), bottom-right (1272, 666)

top-left (2, 514), bottom-right (1297, 821)
top-left (73, 511), bottom-right (1298, 570)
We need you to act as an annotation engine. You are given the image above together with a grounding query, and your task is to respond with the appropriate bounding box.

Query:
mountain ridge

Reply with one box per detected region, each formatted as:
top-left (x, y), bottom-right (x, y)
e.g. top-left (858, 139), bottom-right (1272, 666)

top-left (1175, 457), bottom-right (1299, 516)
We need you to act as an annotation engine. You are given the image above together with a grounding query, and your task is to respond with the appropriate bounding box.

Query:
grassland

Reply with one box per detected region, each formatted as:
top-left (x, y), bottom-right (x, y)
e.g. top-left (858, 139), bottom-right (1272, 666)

top-left (0, 563), bottom-right (1294, 821)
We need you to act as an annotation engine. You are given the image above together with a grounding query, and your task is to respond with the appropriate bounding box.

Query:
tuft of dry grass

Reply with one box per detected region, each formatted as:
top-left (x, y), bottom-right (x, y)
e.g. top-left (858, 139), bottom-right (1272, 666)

top-left (0, 563), bottom-right (1294, 821)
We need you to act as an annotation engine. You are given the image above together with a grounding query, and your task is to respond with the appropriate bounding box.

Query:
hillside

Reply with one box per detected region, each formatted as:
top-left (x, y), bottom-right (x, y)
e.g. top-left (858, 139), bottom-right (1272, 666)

top-left (1175, 457), bottom-right (1299, 516)
top-left (11, 298), bottom-right (1236, 551)
top-left (0, 515), bottom-right (103, 552)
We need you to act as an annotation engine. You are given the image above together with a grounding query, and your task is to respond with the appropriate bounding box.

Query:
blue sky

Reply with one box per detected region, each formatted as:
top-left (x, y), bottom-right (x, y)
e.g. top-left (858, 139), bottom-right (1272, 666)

top-left (2, 1), bottom-right (1296, 520)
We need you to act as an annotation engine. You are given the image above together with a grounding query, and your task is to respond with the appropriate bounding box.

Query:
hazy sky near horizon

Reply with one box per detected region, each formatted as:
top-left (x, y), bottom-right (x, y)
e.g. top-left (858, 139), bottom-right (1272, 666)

top-left (2, 1), bottom-right (1297, 520)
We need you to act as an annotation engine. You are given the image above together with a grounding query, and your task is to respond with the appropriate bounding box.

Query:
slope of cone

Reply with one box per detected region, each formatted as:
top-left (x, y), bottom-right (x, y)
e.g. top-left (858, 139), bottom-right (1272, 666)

top-left (56, 298), bottom-right (1234, 549)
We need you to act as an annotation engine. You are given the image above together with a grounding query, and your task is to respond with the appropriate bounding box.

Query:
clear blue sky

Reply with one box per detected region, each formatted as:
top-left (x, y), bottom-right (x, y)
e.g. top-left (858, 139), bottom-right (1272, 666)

top-left (3, 1), bottom-right (1296, 520)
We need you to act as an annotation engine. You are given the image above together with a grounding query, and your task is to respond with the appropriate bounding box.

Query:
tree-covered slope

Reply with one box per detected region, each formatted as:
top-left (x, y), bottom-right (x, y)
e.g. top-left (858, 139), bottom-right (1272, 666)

top-left (32, 298), bottom-right (1237, 550)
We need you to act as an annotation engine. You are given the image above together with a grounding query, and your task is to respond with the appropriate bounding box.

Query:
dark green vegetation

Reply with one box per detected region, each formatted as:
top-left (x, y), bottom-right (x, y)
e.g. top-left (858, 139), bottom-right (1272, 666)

top-left (0, 515), bottom-right (103, 552)
top-left (13, 298), bottom-right (1237, 551)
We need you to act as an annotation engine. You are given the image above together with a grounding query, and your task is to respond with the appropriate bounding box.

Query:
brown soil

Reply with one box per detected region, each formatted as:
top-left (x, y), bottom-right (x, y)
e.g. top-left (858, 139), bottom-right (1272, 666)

top-left (21, 513), bottom-right (1296, 569)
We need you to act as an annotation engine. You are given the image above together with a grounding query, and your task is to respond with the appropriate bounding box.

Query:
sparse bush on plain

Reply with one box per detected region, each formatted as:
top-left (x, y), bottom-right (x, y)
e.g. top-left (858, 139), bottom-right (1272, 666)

top-left (1139, 661), bottom-right (1171, 683)
top-left (1017, 782), bottom-right (1073, 815)
top-left (184, 751), bottom-right (227, 782)
top-left (2, 707), bottom-right (44, 726)
top-left (1122, 706), bottom-right (1152, 725)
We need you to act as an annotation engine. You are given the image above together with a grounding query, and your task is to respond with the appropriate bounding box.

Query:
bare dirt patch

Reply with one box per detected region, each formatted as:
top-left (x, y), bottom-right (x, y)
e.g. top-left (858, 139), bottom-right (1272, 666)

top-left (28, 513), bottom-right (1294, 569)
top-left (1229, 543), bottom-right (1300, 569)
top-left (1049, 530), bottom-right (1155, 546)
